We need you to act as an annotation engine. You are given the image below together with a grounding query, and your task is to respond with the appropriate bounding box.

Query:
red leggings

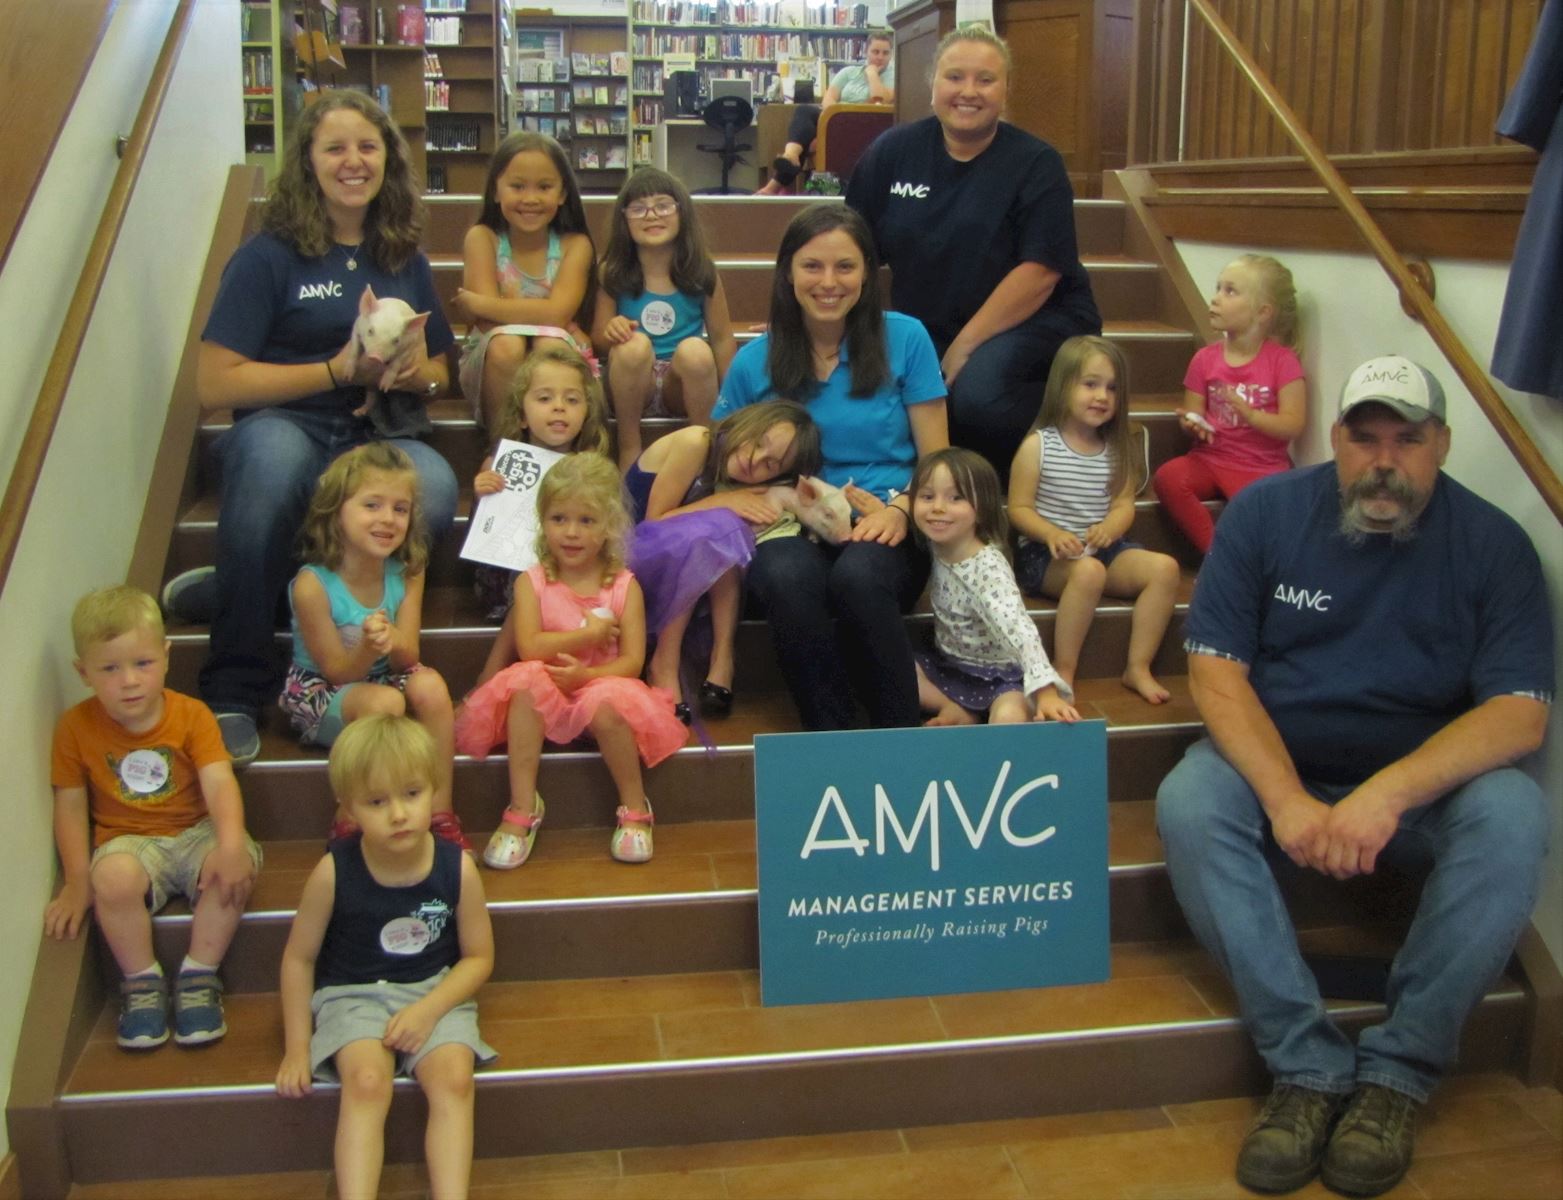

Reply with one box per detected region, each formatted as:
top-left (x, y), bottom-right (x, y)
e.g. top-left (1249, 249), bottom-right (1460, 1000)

top-left (1153, 454), bottom-right (1276, 554)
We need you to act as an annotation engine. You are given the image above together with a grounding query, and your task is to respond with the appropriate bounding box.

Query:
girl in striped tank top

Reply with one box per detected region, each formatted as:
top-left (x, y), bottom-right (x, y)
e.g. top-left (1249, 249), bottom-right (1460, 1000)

top-left (1006, 336), bottom-right (1181, 705)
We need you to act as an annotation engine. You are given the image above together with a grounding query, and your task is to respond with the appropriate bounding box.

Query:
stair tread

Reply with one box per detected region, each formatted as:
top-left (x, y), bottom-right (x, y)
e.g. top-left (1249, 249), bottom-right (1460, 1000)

top-left (67, 926), bottom-right (1459, 1099)
top-left (167, 800), bottom-right (1168, 920)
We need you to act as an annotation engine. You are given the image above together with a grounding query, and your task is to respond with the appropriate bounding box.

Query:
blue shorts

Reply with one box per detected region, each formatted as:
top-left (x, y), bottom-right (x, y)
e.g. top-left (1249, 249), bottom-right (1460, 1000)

top-left (1014, 539), bottom-right (1142, 594)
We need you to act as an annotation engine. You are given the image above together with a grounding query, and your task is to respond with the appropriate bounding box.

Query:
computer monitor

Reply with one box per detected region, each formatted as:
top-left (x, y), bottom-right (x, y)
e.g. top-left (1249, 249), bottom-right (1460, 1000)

top-left (709, 77), bottom-right (753, 108)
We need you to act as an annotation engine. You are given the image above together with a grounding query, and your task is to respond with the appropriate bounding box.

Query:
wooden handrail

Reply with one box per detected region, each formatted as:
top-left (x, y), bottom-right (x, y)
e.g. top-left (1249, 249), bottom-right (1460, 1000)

top-left (0, 0), bottom-right (197, 597)
top-left (1183, 0), bottom-right (1563, 525)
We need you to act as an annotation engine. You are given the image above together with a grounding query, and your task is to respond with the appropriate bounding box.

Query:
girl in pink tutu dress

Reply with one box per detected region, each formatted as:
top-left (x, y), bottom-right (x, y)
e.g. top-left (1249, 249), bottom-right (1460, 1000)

top-left (456, 454), bottom-right (688, 869)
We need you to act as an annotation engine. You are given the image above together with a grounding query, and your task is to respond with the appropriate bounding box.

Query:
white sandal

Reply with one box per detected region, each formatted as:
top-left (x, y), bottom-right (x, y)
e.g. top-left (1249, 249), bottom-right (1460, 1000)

top-left (610, 799), bottom-right (654, 864)
top-left (483, 794), bottom-right (544, 869)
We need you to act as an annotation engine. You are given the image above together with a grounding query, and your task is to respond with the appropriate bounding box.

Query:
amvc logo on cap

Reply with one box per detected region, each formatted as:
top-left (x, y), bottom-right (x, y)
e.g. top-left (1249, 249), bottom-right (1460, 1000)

top-left (1357, 363), bottom-right (1411, 387)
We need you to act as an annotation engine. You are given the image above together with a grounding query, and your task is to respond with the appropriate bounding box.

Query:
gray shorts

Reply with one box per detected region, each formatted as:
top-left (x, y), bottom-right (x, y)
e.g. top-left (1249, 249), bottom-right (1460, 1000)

top-left (91, 817), bottom-right (264, 913)
top-left (310, 969), bottom-right (498, 1081)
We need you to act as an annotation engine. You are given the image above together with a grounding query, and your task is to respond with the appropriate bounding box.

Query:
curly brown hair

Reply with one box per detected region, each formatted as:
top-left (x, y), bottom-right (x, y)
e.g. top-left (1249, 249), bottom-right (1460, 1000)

top-left (494, 343), bottom-right (611, 457)
top-left (263, 91), bottom-right (424, 273)
top-left (297, 443), bottom-right (429, 576)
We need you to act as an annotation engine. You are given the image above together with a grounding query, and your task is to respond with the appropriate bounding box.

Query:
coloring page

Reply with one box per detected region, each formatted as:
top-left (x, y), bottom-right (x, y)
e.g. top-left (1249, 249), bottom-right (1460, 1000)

top-left (459, 439), bottom-right (566, 571)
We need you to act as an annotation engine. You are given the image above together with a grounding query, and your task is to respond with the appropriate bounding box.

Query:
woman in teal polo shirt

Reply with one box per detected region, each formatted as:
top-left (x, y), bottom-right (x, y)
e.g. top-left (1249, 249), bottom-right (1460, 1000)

top-left (712, 206), bottom-right (947, 730)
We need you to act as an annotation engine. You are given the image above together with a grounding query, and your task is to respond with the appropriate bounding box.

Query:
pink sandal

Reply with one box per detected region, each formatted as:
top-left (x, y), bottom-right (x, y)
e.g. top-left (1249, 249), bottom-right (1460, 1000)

top-left (483, 795), bottom-right (544, 870)
top-left (610, 800), bottom-right (654, 864)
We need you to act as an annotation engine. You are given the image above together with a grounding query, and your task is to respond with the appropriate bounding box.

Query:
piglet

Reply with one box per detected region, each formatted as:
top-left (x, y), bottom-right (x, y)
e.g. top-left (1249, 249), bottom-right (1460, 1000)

top-left (342, 284), bottom-right (431, 418)
top-left (765, 475), bottom-right (854, 544)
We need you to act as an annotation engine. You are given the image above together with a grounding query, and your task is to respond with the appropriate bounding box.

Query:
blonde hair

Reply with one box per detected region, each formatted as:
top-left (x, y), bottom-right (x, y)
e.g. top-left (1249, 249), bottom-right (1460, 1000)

top-left (297, 443), bottom-right (429, 575)
top-left (1034, 336), bottom-right (1137, 498)
top-left (930, 24), bottom-right (1012, 79)
top-left (328, 714), bottom-right (439, 807)
top-left (71, 586), bottom-right (163, 657)
top-left (534, 453), bottom-right (631, 586)
top-left (1233, 253), bottom-right (1300, 350)
top-left (495, 344), bottom-right (610, 457)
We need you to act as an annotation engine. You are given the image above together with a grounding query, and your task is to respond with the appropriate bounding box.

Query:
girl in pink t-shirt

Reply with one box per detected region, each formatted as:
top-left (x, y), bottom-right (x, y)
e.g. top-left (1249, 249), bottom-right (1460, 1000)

top-left (1153, 254), bottom-right (1307, 553)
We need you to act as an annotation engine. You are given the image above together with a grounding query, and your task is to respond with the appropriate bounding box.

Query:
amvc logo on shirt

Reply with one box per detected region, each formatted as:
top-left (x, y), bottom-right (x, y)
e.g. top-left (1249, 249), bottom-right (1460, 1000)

top-left (889, 181), bottom-right (931, 198)
top-left (1274, 583), bottom-right (1332, 611)
top-left (298, 281), bottom-right (344, 300)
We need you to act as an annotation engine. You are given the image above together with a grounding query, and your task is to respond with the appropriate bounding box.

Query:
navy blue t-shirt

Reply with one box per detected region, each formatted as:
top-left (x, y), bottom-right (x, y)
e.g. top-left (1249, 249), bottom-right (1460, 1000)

top-left (315, 837), bottom-right (463, 988)
top-left (845, 117), bottom-right (1101, 349)
top-left (201, 231), bottom-right (454, 415)
top-left (1186, 463), bottom-right (1553, 785)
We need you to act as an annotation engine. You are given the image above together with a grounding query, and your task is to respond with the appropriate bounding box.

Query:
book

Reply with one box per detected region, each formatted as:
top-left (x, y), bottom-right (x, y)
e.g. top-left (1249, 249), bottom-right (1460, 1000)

top-left (609, 51), bottom-right (629, 75)
top-left (605, 144), bottom-right (626, 168)
top-left (396, 4), bottom-right (425, 46)
top-left (337, 4), bottom-right (364, 44)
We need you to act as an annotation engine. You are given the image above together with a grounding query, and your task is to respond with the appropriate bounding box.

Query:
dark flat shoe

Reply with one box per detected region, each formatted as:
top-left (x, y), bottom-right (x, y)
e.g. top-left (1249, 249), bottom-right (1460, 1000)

top-left (699, 681), bottom-right (734, 718)
top-left (674, 701), bottom-right (692, 726)
top-left (771, 156), bottom-right (801, 185)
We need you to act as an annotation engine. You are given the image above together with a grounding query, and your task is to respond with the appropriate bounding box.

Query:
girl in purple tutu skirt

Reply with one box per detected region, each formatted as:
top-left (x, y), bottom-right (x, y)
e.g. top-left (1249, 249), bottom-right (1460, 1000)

top-left (626, 400), bottom-right (820, 722)
top-left (455, 454), bottom-right (687, 869)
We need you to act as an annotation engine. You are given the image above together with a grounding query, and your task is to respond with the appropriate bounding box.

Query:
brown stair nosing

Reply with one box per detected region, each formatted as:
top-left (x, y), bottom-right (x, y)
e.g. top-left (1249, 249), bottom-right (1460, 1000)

top-left (53, 990), bottom-right (1525, 1184)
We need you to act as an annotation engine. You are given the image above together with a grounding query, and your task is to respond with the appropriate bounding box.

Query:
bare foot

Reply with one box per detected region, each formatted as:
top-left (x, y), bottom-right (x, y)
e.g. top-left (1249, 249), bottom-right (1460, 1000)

top-left (923, 702), bottom-right (977, 727)
top-left (1122, 666), bottom-right (1171, 705)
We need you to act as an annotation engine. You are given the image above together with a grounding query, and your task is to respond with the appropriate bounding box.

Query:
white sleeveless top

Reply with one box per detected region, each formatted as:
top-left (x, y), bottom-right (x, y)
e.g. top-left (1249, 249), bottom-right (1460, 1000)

top-left (1025, 426), bottom-right (1113, 540)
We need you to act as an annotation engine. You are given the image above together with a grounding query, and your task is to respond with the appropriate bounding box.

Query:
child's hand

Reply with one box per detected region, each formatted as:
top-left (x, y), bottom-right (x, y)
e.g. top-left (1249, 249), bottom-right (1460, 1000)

top-left (720, 489), bottom-right (781, 526)
top-left (43, 878), bottom-right (92, 940)
top-left (199, 842), bottom-right (256, 909)
top-left (1083, 523), bottom-right (1119, 550)
top-left (362, 610), bottom-right (394, 656)
top-left (545, 653), bottom-right (590, 693)
top-left (1180, 410), bottom-right (1215, 443)
top-left (384, 999), bottom-right (438, 1055)
top-left (603, 315), bottom-right (639, 345)
top-left (474, 469), bottom-right (507, 496)
top-left (844, 484), bottom-right (886, 517)
top-left (1033, 686), bottom-right (1081, 723)
top-left (276, 1051), bottom-right (314, 1097)
top-left (581, 610), bottom-right (619, 647)
top-left (1044, 529), bottom-right (1086, 559)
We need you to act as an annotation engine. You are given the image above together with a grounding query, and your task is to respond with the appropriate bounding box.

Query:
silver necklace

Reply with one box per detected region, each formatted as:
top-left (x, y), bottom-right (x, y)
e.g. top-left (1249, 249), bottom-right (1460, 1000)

top-left (339, 241), bottom-right (361, 271)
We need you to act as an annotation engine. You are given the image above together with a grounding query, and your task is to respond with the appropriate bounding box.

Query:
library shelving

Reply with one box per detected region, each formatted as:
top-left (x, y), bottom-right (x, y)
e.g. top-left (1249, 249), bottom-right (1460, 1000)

top-left (515, 13), bottom-right (630, 191)
top-left (422, 0), bottom-right (513, 194)
top-left (241, 2), bottom-right (284, 176)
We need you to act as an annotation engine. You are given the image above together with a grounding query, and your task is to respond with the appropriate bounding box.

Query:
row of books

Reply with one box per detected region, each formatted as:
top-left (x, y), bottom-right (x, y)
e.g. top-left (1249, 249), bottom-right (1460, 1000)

top-left (425, 79), bottom-right (452, 109)
top-left (632, 63), bottom-right (664, 91)
top-left (425, 16), bottom-right (464, 46)
top-left (425, 0), bottom-right (469, 11)
top-left (516, 113), bottom-right (629, 138)
top-left (428, 118), bottom-right (483, 151)
top-left (574, 82), bottom-right (630, 105)
top-left (575, 144), bottom-right (628, 169)
top-left (241, 49), bottom-right (274, 90)
top-left (339, 4), bottom-right (427, 47)
top-left (569, 51), bottom-right (631, 76)
top-left (243, 97), bottom-right (274, 123)
top-left (630, 1), bottom-right (871, 27)
top-left (635, 98), bottom-right (665, 126)
top-left (240, 2), bottom-right (271, 43)
top-left (632, 32), bottom-right (866, 59)
top-left (632, 131), bottom-right (654, 165)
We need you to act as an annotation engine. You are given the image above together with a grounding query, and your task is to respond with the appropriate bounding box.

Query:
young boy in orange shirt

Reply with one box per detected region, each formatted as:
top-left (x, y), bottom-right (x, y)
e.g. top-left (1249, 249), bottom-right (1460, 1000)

top-left (45, 586), bottom-right (262, 1049)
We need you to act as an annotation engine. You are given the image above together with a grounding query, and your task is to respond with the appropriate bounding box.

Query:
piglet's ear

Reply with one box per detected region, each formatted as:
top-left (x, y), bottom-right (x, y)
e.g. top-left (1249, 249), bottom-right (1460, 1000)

top-left (405, 312), bottom-right (431, 333)
top-left (796, 475), bottom-right (819, 500)
top-left (359, 284), bottom-right (378, 315)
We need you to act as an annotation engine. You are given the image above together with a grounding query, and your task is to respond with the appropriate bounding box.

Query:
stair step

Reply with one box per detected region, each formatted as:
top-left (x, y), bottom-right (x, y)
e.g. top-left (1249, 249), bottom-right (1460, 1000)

top-left (56, 934), bottom-right (1526, 1184)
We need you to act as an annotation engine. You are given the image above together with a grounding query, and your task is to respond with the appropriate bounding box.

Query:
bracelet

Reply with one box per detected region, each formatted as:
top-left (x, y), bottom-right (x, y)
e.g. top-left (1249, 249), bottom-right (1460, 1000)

top-left (324, 359), bottom-right (338, 389)
top-left (888, 503), bottom-right (910, 520)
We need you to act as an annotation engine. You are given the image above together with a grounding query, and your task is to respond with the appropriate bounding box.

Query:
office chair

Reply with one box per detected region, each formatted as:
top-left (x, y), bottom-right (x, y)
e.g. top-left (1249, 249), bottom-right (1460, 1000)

top-left (696, 94), bottom-right (754, 194)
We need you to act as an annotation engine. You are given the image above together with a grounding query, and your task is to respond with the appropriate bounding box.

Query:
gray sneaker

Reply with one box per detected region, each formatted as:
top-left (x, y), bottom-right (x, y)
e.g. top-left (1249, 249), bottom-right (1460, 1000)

top-left (1236, 1084), bottom-right (1345, 1193)
top-left (160, 566), bottom-right (217, 624)
top-left (215, 711), bottom-right (260, 769)
top-left (1322, 1084), bottom-right (1419, 1196)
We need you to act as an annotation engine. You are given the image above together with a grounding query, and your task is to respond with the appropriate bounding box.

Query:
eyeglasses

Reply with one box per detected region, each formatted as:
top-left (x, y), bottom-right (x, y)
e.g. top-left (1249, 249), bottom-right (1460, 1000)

top-left (625, 199), bottom-right (678, 220)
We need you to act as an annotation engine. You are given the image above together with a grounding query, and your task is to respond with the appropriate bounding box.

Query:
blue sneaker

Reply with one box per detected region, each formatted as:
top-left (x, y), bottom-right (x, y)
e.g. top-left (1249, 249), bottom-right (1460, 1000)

top-left (214, 711), bottom-right (260, 769)
top-left (173, 970), bottom-right (227, 1046)
top-left (117, 975), bottom-right (169, 1050)
top-left (160, 566), bottom-right (217, 624)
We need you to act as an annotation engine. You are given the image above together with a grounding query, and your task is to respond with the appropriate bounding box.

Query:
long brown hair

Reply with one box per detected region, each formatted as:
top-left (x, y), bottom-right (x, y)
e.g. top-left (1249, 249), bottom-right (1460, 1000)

top-left (298, 443), bottom-right (428, 575)
top-left (1033, 336), bottom-right (1136, 498)
top-left (600, 168), bottom-right (716, 299)
top-left (766, 206), bottom-right (889, 401)
top-left (703, 400), bottom-right (821, 492)
top-left (263, 91), bottom-right (423, 273)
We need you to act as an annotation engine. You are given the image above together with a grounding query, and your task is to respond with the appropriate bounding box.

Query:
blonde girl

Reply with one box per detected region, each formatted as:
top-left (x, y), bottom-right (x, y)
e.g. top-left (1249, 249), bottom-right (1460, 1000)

top-left (281, 444), bottom-right (463, 846)
top-left (1008, 336), bottom-right (1182, 705)
top-left (455, 455), bottom-right (688, 869)
top-left (911, 448), bottom-right (1078, 725)
top-left (592, 167), bottom-right (737, 469)
top-left (455, 132), bottom-right (596, 434)
top-left (627, 400), bottom-right (821, 720)
top-left (1153, 253), bottom-right (1306, 553)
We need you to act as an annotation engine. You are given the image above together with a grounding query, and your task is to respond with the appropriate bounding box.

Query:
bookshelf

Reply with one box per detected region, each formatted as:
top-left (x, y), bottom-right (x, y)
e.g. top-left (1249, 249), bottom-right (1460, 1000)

top-left (241, 2), bottom-right (285, 176)
top-left (515, 14), bottom-right (630, 191)
top-left (422, 0), bottom-right (514, 194)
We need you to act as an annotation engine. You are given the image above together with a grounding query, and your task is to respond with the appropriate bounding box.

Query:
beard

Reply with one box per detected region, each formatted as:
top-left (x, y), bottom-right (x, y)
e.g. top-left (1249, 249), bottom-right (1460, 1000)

top-left (1338, 468), bottom-right (1425, 545)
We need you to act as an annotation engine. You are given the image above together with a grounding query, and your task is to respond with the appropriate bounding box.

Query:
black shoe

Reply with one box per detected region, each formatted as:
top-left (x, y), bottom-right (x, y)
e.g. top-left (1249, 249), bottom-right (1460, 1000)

top-left (673, 701), bottom-right (692, 726)
top-left (1322, 1084), bottom-right (1419, 1196)
top-left (771, 155), bottom-right (801, 185)
top-left (698, 681), bottom-right (734, 718)
top-left (1236, 1084), bottom-right (1345, 1193)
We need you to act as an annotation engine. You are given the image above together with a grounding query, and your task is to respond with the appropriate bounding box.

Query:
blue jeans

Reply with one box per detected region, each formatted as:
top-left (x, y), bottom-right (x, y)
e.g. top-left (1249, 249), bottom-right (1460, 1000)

top-left (199, 407), bottom-right (458, 715)
top-left (1156, 737), bottom-right (1549, 1102)
top-left (745, 534), bottom-right (927, 731)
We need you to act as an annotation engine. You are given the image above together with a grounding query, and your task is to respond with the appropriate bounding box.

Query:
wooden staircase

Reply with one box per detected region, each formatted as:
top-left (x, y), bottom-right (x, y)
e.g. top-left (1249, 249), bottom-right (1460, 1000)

top-left (11, 194), bottom-right (1540, 1195)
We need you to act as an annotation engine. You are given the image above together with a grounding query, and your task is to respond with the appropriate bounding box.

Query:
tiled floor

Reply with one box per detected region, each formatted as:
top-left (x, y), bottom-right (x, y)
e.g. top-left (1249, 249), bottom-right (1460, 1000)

top-left (66, 1074), bottom-right (1563, 1199)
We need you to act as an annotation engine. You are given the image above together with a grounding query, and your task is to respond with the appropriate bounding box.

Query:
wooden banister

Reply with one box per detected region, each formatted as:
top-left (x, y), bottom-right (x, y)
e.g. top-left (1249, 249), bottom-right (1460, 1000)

top-left (0, 0), bottom-right (198, 597)
top-left (1184, 0), bottom-right (1563, 525)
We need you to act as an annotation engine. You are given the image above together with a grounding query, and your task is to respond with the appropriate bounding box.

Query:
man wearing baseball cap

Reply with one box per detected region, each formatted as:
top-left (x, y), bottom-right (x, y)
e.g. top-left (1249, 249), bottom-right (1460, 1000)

top-left (1156, 354), bottom-right (1553, 1195)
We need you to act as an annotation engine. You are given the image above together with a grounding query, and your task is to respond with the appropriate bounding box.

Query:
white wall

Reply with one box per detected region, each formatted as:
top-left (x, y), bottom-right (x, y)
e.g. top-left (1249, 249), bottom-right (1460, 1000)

top-left (0, 0), bottom-right (240, 1158)
top-left (1174, 241), bottom-right (1563, 968)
